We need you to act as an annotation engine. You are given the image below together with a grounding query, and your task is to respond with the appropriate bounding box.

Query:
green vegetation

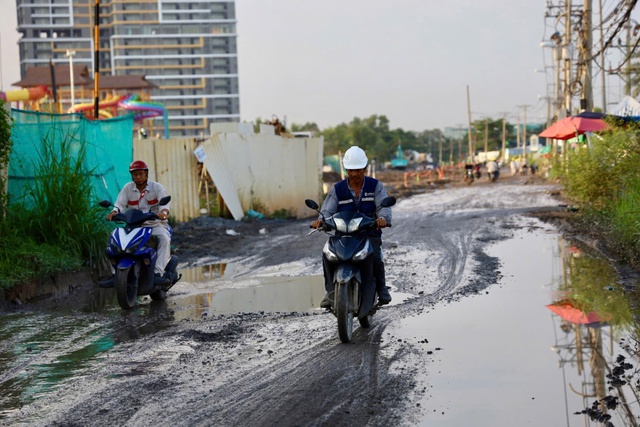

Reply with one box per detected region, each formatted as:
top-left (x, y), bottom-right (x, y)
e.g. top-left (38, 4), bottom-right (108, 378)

top-left (0, 111), bottom-right (111, 289)
top-left (0, 103), bottom-right (11, 218)
top-left (291, 115), bottom-right (543, 165)
top-left (554, 121), bottom-right (640, 267)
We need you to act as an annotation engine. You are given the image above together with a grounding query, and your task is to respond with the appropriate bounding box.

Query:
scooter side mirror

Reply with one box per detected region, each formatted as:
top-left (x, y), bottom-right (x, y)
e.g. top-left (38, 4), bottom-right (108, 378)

top-left (159, 195), bottom-right (171, 206)
top-left (98, 200), bottom-right (112, 208)
top-left (305, 199), bottom-right (319, 210)
top-left (380, 196), bottom-right (396, 208)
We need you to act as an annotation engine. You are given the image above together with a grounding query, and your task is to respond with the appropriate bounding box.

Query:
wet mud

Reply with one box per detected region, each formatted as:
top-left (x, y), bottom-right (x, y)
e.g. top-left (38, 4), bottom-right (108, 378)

top-left (3, 173), bottom-right (624, 426)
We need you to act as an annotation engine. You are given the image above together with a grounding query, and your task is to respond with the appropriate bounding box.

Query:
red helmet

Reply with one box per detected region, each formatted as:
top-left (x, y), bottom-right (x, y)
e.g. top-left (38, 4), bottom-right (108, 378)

top-left (129, 160), bottom-right (149, 172)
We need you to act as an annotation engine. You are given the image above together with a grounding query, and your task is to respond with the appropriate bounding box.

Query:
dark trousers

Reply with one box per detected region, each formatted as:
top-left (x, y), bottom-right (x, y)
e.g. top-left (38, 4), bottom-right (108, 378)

top-left (370, 236), bottom-right (386, 293)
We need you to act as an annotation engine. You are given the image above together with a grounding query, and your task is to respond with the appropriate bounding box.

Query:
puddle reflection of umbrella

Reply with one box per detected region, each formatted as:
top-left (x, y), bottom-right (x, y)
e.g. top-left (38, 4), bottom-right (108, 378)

top-left (539, 116), bottom-right (607, 140)
top-left (546, 300), bottom-right (604, 325)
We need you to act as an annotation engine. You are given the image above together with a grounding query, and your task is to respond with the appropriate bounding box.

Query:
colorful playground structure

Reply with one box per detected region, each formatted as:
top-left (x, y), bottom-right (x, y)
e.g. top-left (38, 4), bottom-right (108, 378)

top-left (0, 85), bottom-right (50, 103)
top-left (0, 85), bottom-right (168, 138)
top-left (68, 94), bottom-right (169, 138)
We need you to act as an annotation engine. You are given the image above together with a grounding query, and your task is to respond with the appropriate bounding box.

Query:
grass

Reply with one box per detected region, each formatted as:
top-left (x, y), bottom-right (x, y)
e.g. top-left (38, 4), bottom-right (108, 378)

top-left (0, 120), bottom-right (111, 289)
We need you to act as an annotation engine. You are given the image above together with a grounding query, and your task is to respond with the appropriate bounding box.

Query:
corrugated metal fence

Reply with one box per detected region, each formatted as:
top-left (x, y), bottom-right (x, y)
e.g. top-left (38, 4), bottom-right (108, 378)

top-left (134, 138), bottom-right (201, 223)
top-left (129, 130), bottom-right (324, 223)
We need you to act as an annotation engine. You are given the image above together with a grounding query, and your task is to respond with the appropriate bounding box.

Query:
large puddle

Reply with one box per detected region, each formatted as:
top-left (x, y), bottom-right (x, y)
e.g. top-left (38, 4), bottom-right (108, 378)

top-left (389, 226), bottom-right (640, 426)
top-left (3, 226), bottom-right (640, 424)
top-left (0, 266), bottom-right (327, 417)
top-left (169, 273), bottom-right (326, 319)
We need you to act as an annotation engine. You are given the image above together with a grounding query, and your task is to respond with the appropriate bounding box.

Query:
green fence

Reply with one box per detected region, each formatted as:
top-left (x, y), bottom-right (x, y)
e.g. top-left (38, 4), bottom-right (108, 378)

top-left (8, 109), bottom-right (134, 205)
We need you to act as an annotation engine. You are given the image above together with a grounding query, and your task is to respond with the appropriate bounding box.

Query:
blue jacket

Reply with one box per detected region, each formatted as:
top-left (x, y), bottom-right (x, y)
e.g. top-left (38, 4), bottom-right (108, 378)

top-left (334, 177), bottom-right (381, 236)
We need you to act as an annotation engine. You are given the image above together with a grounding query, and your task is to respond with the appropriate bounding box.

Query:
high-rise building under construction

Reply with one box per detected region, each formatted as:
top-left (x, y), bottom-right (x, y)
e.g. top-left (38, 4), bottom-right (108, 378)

top-left (15, 0), bottom-right (240, 137)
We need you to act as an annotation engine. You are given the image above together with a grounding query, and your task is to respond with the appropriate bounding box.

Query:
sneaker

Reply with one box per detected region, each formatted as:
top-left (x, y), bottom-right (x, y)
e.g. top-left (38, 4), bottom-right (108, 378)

top-left (320, 293), bottom-right (333, 309)
top-left (99, 275), bottom-right (115, 288)
top-left (154, 273), bottom-right (171, 287)
top-left (377, 287), bottom-right (392, 305)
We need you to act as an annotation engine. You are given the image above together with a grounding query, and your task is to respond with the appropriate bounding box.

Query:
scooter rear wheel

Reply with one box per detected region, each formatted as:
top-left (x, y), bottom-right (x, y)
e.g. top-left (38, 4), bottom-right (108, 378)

top-left (336, 282), bottom-right (354, 343)
top-left (115, 266), bottom-right (138, 309)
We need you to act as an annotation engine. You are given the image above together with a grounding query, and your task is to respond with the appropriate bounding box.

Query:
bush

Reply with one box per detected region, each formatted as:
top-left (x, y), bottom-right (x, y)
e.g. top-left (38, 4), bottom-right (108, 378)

top-left (556, 123), bottom-right (640, 267)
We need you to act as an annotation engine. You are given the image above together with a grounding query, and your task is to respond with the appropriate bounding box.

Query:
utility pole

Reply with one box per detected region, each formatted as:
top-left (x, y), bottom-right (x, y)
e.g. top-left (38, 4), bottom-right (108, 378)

top-left (581, 0), bottom-right (593, 111)
top-left (484, 118), bottom-right (489, 159)
top-left (522, 105), bottom-right (528, 155)
top-left (93, 0), bottom-right (101, 120)
top-left (66, 50), bottom-right (76, 109)
top-left (449, 135), bottom-right (454, 165)
top-left (501, 116), bottom-right (507, 161)
top-left (625, 0), bottom-right (632, 96)
top-left (563, 0), bottom-right (573, 116)
top-left (457, 125), bottom-right (463, 163)
top-left (516, 113), bottom-right (521, 151)
top-left (466, 85), bottom-right (474, 163)
top-left (598, 0), bottom-right (606, 111)
top-left (553, 45), bottom-right (562, 119)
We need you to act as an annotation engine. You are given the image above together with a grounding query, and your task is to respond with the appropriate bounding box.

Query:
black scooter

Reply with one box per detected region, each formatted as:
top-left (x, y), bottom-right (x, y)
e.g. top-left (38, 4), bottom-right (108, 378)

top-left (306, 196), bottom-right (396, 343)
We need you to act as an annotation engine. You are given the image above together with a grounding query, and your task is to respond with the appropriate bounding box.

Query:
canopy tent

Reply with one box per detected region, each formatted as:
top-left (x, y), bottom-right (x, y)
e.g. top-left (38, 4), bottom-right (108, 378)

top-left (539, 116), bottom-right (607, 140)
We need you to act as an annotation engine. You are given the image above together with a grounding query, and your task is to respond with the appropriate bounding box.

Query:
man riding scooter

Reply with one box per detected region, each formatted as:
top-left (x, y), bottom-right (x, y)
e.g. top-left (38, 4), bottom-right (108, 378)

top-left (311, 146), bottom-right (393, 308)
top-left (100, 160), bottom-right (172, 288)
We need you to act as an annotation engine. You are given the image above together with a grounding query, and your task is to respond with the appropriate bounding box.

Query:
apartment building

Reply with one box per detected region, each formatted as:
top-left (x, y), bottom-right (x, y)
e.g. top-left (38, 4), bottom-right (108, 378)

top-left (16, 0), bottom-right (240, 138)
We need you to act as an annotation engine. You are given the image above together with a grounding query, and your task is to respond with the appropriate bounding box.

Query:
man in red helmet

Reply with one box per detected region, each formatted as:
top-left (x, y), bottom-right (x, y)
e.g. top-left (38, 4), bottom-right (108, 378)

top-left (101, 160), bottom-right (172, 287)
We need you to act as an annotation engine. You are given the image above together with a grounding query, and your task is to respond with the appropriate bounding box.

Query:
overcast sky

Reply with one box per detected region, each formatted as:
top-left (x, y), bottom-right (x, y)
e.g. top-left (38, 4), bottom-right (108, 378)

top-left (0, 0), bottom-right (636, 132)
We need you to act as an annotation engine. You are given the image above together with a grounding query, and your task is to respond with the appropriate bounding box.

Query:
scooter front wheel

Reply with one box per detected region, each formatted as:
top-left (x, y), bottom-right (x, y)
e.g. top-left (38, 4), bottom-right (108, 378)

top-left (116, 265), bottom-right (138, 309)
top-left (336, 282), bottom-right (354, 343)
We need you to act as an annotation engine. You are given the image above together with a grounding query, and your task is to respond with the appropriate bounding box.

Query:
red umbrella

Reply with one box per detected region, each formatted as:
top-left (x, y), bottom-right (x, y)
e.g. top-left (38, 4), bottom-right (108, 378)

top-left (539, 116), bottom-right (608, 140)
top-left (546, 300), bottom-right (604, 325)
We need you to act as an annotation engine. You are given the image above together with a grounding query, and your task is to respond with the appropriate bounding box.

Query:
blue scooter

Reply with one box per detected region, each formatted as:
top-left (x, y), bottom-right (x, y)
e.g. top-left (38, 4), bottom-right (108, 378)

top-left (99, 196), bottom-right (181, 309)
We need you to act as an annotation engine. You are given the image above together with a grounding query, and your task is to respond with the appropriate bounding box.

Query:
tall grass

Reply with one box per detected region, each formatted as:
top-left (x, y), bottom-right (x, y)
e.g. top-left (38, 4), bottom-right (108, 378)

top-left (556, 123), bottom-right (640, 267)
top-left (28, 128), bottom-right (109, 263)
top-left (0, 121), bottom-right (111, 288)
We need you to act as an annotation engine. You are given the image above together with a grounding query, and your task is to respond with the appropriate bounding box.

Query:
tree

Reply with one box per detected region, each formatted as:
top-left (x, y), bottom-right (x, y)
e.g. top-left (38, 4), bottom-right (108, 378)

top-left (290, 122), bottom-right (320, 133)
top-left (0, 101), bottom-right (11, 218)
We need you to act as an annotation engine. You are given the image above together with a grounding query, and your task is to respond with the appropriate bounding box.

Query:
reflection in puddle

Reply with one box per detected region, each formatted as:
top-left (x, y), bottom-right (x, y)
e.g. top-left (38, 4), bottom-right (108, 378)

top-left (389, 227), bottom-right (640, 426)
top-left (178, 262), bottom-right (239, 283)
top-left (171, 275), bottom-right (326, 320)
top-left (0, 314), bottom-right (116, 416)
top-left (546, 238), bottom-right (640, 426)
top-left (0, 302), bottom-right (173, 417)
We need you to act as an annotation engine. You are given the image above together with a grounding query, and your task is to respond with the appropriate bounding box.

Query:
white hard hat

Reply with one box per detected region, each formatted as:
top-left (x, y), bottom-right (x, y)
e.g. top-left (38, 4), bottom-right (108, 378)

top-left (343, 146), bottom-right (368, 170)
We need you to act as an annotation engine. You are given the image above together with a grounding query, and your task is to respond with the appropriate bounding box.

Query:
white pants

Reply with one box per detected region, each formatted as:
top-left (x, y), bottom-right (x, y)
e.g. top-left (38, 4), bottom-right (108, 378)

top-left (149, 222), bottom-right (171, 275)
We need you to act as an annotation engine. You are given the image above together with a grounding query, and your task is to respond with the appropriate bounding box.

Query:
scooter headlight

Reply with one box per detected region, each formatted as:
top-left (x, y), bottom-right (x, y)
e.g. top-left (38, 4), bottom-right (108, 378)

top-left (125, 241), bottom-right (142, 254)
top-left (347, 217), bottom-right (363, 233)
top-left (323, 241), bottom-right (338, 262)
top-left (333, 217), bottom-right (347, 233)
top-left (353, 240), bottom-right (371, 261)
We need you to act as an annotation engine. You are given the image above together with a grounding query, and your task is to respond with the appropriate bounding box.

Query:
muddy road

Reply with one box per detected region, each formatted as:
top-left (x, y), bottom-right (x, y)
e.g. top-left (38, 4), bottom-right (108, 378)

top-left (0, 176), bottom-right (566, 426)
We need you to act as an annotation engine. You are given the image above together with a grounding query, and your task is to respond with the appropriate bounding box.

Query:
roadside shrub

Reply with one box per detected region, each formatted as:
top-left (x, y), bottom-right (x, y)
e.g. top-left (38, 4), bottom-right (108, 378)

top-left (0, 231), bottom-right (81, 287)
top-left (557, 124), bottom-right (640, 267)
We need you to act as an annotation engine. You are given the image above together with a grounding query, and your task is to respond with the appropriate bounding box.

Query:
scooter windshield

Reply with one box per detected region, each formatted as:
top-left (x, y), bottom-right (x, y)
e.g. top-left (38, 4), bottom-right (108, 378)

top-left (331, 211), bottom-right (369, 234)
